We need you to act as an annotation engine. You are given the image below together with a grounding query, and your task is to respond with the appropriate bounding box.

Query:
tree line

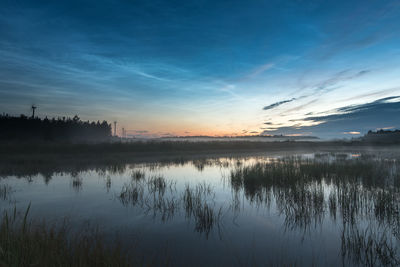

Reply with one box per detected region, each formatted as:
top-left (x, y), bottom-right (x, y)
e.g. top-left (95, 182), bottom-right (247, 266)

top-left (0, 114), bottom-right (112, 142)
top-left (363, 129), bottom-right (400, 143)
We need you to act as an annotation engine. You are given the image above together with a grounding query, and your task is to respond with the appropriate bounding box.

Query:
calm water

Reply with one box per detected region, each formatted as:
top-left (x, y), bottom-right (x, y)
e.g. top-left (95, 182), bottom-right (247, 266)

top-left (1, 152), bottom-right (400, 266)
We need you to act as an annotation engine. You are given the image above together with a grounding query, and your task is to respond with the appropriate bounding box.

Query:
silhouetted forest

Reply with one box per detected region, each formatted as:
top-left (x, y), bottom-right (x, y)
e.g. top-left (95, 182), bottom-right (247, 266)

top-left (0, 114), bottom-right (112, 143)
top-left (363, 129), bottom-right (400, 143)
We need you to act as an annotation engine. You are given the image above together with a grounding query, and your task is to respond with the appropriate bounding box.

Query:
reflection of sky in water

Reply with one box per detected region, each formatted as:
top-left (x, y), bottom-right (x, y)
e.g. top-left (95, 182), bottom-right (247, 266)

top-left (1, 153), bottom-right (399, 266)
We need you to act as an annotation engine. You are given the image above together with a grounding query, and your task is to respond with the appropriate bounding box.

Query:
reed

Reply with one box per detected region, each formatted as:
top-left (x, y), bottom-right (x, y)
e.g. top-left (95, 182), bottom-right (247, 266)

top-left (0, 204), bottom-right (133, 267)
top-left (341, 224), bottom-right (399, 266)
top-left (131, 170), bottom-right (145, 181)
top-left (0, 184), bottom-right (13, 201)
top-left (182, 183), bottom-right (222, 237)
top-left (230, 155), bottom-right (400, 229)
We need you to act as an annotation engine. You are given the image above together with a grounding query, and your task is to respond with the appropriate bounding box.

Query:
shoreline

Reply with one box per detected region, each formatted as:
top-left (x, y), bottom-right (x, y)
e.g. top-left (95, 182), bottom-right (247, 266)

top-left (1, 141), bottom-right (399, 177)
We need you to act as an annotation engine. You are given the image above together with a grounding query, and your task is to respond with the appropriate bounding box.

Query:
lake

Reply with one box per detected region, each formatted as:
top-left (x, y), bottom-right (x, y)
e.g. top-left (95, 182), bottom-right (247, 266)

top-left (1, 151), bottom-right (400, 266)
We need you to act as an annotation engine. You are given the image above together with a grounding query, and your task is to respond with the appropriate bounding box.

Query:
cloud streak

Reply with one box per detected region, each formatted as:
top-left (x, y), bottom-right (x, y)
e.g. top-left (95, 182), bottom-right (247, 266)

top-left (1, 1), bottom-right (400, 137)
top-left (262, 69), bottom-right (372, 114)
top-left (262, 96), bottom-right (400, 139)
top-left (263, 98), bottom-right (296, 110)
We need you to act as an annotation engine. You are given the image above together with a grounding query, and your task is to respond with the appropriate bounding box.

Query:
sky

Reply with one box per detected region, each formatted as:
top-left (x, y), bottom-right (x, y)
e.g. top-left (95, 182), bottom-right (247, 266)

top-left (1, 0), bottom-right (400, 139)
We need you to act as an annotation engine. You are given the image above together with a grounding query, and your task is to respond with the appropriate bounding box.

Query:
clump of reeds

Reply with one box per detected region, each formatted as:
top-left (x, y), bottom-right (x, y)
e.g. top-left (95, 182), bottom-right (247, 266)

top-left (147, 176), bottom-right (167, 196)
top-left (105, 175), bottom-right (111, 192)
top-left (182, 183), bottom-right (222, 237)
top-left (71, 177), bottom-right (83, 192)
top-left (230, 155), bottom-right (400, 232)
top-left (131, 170), bottom-right (145, 181)
top-left (119, 175), bottom-right (178, 222)
top-left (119, 176), bottom-right (223, 232)
top-left (0, 184), bottom-right (13, 201)
top-left (341, 224), bottom-right (400, 266)
top-left (119, 181), bottom-right (144, 207)
top-left (145, 194), bottom-right (179, 222)
top-left (328, 190), bottom-right (337, 220)
top-left (0, 204), bottom-right (133, 267)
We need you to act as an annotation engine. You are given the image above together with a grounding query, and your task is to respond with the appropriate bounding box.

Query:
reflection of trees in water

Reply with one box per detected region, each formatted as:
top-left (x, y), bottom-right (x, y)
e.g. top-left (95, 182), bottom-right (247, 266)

top-left (0, 155), bottom-right (257, 186)
top-left (230, 155), bottom-right (400, 266)
top-left (0, 162), bottom-right (128, 183)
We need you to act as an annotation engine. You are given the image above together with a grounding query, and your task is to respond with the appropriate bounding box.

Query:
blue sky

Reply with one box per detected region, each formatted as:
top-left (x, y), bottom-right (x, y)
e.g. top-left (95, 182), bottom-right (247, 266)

top-left (1, 0), bottom-right (400, 138)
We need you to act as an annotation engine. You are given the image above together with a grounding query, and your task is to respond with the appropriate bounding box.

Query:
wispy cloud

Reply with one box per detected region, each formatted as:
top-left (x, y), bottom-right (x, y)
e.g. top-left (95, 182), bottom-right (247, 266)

top-left (247, 63), bottom-right (274, 79)
top-left (297, 69), bottom-right (371, 96)
top-left (343, 131), bottom-right (361, 135)
top-left (263, 98), bottom-right (296, 110)
top-left (1, 0), bottom-right (400, 138)
top-left (262, 96), bottom-right (400, 138)
top-left (262, 69), bottom-right (372, 113)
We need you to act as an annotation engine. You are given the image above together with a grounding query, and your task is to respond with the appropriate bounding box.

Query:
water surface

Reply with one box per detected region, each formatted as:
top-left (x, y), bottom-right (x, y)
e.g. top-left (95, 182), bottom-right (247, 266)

top-left (1, 152), bottom-right (400, 266)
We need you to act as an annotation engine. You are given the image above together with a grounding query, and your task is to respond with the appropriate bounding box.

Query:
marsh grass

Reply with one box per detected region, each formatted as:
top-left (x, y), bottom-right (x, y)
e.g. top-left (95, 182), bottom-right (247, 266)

top-left (230, 155), bottom-right (400, 265)
top-left (119, 176), bottom-right (223, 236)
top-left (0, 184), bottom-right (13, 201)
top-left (147, 176), bottom-right (168, 195)
top-left (341, 224), bottom-right (400, 266)
top-left (182, 183), bottom-right (223, 237)
top-left (131, 170), bottom-right (145, 181)
top-left (0, 204), bottom-right (133, 267)
top-left (230, 156), bottom-right (400, 225)
top-left (4, 140), bottom-right (396, 179)
top-left (4, 151), bottom-right (400, 265)
top-left (71, 176), bottom-right (83, 192)
top-left (119, 174), bottom-right (178, 222)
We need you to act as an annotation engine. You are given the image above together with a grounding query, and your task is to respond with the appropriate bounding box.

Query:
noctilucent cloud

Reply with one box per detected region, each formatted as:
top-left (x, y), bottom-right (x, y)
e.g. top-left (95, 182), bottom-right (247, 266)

top-left (1, 0), bottom-right (400, 138)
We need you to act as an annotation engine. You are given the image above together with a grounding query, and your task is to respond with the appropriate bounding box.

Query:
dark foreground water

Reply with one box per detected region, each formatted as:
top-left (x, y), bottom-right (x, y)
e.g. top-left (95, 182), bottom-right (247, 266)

top-left (1, 152), bottom-right (400, 266)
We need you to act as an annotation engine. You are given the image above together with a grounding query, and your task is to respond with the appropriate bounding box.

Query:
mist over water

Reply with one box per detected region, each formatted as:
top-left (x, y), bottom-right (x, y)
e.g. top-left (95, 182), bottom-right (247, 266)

top-left (1, 151), bottom-right (400, 266)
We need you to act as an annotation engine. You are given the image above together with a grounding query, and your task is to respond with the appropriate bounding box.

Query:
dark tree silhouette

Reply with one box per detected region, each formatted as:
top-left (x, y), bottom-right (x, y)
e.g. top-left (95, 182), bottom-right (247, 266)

top-left (363, 129), bottom-right (400, 143)
top-left (0, 114), bottom-right (112, 143)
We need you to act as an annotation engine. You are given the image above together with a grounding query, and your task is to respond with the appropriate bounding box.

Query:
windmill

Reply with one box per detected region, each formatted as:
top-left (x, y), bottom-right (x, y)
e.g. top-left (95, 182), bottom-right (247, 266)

top-left (31, 105), bottom-right (37, 118)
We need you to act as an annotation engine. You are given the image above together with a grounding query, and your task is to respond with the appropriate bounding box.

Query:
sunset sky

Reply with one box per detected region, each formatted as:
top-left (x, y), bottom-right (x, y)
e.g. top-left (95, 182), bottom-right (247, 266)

top-left (1, 0), bottom-right (400, 138)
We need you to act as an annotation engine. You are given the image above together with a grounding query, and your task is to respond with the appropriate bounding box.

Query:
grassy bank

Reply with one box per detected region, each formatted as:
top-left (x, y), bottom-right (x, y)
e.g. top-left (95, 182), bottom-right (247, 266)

top-left (0, 205), bottom-right (134, 267)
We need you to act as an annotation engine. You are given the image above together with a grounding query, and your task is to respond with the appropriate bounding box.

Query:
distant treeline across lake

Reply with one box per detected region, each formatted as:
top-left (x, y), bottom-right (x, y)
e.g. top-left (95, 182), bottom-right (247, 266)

top-left (1, 113), bottom-right (400, 146)
top-left (0, 114), bottom-right (112, 142)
